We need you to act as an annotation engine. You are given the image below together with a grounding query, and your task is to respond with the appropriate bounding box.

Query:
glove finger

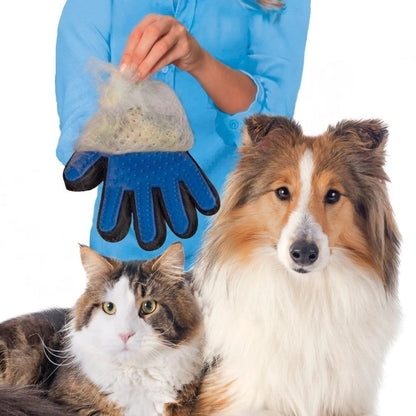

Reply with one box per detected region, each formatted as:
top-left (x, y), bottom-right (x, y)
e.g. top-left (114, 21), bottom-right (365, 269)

top-left (97, 186), bottom-right (131, 242)
top-left (181, 154), bottom-right (220, 214)
top-left (64, 152), bottom-right (106, 191)
top-left (132, 188), bottom-right (166, 250)
top-left (160, 181), bottom-right (196, 238)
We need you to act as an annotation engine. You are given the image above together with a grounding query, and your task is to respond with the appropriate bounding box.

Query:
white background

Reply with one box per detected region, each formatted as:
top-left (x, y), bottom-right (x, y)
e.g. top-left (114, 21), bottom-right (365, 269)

top-left (0, 1), bottom-right (414, 414)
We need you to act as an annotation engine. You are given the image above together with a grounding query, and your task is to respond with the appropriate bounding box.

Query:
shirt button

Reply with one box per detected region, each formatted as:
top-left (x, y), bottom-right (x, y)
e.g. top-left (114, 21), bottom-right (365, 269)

top-left (161, 66), bottom-right (169, 74)
top-left (230, 120), bottom-right (240, 130)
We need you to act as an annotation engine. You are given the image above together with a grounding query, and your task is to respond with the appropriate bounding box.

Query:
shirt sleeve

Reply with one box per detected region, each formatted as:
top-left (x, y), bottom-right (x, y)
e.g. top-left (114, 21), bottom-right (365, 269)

top-left (215, 0), bottom-right (311, 146)
top-left (55, 0), bottom-right (112, 164)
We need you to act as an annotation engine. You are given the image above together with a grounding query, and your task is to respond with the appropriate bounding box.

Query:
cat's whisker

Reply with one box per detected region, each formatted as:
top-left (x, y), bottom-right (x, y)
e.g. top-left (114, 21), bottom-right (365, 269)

top-left (34, 334), bottom-right (67, 358)
top-left (41, 354), bottom-right (75, 387)
top-left (41, 344), bottom-right (69, 357)
top-left (42, 346), bottom-right (66, 354)
top-left (159, 339), bottom-right (178, 349)
top-left (33, 334), bottom-right (75, 371)
top-left (43, 349), bottom-right (73, 368)
top-left (42, 347), bottom-right (70, 368)
top-left (57, 321), bottom-right (74, 338)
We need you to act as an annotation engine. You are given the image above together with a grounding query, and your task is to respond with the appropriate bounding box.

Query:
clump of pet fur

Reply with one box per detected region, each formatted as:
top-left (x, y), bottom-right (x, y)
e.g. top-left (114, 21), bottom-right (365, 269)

top-left (76, 63), bottom-right (194, 154)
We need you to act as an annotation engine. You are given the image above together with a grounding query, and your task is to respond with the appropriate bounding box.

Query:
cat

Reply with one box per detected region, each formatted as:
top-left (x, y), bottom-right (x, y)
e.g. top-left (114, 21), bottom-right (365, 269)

top-left (0, 242), bottom-right (203, 416)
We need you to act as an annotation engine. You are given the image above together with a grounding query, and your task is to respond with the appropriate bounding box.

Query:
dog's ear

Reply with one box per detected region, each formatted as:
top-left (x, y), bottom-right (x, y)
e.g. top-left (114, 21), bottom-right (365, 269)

top-left (329, 119), bottom-right (388, 150)
top-left (242, 115), bottom-right (302, 146)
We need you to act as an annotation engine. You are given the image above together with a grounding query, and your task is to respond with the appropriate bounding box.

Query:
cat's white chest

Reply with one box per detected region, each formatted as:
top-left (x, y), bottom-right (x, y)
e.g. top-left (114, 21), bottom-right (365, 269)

top-left (107, 366), bottom-right (176, 416)
top-left (76, 354), bottom-right (179, 416)
top-left (110, 385), bottom-right (164, 416)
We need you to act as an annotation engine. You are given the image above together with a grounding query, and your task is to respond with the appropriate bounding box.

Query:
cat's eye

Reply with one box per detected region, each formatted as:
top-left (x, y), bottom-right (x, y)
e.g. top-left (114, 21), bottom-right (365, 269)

top-left (102, 302), bottom-right (117, 315)
top-left (275, 187), bottom-right (291, 201)
top-left (325, 189), bottom-right (341, 204)
top-left (140, 300), bottom-right (157, 315)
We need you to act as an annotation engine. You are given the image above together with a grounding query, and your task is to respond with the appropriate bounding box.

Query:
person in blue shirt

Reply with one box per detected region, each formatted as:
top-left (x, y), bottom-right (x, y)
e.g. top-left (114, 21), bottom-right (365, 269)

top-left (56, 0), bottom-right (310, 268)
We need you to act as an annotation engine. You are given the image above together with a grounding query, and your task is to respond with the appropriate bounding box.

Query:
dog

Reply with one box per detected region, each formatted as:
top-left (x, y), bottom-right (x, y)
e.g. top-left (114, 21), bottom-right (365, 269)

top-left (192, 116), bottom-right (400, 416)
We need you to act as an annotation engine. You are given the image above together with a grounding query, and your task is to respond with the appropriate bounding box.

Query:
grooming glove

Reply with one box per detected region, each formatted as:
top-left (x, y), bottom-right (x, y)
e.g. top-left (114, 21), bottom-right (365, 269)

top-left (63, 67), bottom-right (219, 250)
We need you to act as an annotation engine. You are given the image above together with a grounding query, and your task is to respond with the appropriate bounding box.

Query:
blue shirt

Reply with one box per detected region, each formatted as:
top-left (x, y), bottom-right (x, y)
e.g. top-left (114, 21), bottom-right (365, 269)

top-left (56, 0), bottom-right (310, 267)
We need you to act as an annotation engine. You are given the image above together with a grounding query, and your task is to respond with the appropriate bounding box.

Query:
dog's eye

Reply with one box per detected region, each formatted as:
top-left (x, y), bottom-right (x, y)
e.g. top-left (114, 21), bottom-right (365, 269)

top-left (275, 187), bottom-right (291, 201)
top-left (325, 190), bottom-right (341, 204)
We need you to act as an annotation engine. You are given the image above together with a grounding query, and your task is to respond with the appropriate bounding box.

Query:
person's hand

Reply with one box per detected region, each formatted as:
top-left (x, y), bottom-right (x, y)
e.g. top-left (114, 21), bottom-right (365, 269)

top-left (120, 14), bottom-right (205, 80)
top-left (120, 14), bottom-right (256, 114)
top-left (63, 151), bottom-right (220, 251)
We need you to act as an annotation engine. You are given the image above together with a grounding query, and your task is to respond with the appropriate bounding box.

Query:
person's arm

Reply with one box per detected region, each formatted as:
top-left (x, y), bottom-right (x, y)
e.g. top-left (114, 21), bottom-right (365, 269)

top-left (56, 0), bottom-right (112, 164)
top-left (214, 0), bottom-right (311, 145)
top-left (120, 14), bottom-right (257, 115)
top-left (188, 50), bottom-right (257, 115)
top-left (246, 0), bottom-right (311, 117)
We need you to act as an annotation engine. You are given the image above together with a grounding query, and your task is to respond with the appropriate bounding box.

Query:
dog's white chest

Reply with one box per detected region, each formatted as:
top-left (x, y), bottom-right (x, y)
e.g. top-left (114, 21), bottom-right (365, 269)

top-left (199, 256), bottom-right (399, 416)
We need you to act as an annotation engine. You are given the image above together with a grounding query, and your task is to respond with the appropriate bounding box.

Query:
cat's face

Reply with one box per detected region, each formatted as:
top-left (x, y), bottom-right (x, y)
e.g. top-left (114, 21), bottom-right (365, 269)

top-left (69, 243), bottom-right (202, 363)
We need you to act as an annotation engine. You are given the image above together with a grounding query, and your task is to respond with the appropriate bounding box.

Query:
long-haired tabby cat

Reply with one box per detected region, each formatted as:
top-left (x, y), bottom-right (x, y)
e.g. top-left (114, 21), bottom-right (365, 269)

top-left (0, 242), bottom-right (203, 416)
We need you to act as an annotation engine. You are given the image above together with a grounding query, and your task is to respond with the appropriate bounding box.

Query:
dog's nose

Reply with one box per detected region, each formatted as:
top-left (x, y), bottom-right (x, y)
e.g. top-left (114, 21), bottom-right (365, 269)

top-left (289, 241), bottom-right (319, 266)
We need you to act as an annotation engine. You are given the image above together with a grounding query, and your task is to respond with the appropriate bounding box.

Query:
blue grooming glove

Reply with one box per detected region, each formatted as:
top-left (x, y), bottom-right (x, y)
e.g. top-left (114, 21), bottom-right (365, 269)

top-left (64, 150), bottom-right (219, 251)
top-left (62, 66), bottom-right (220, 250)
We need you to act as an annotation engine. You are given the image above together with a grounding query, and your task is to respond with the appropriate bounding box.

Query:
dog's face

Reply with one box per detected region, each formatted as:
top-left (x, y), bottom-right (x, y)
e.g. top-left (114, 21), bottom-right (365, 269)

top-left (274, 147), bottom-right (345, 275)
top-left (214, 116), bottom-right (399, 290)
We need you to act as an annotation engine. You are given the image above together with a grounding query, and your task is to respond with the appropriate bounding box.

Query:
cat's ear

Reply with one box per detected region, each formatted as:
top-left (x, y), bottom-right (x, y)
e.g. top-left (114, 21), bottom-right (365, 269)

top-left (152, 242), bottom-right (185, 281)
top-left (79, 245), bottom-right (120, 281)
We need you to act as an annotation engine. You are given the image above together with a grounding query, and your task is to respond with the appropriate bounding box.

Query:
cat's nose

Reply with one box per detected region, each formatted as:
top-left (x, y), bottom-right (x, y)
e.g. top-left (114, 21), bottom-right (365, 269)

top-left (119, 332), bottom-right (135, 344)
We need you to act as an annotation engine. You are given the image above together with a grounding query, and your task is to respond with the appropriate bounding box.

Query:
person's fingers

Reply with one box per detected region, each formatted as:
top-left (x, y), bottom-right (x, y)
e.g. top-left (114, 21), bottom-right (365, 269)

top-left (120, 14), bottom-right (158, 70)
top-left (121, 15), bottom-right (174, 74)
top-left (134, 23), bottom-right (170, 64)
top-left (138, 27), bottom-right (202, 79)
top-left (137, 33), bottom-right (182, 79)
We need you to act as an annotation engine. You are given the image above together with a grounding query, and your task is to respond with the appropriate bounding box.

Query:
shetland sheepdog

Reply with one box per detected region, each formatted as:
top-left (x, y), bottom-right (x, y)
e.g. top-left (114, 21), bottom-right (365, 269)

top-left (193, 116), bottom-right (400, 416)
